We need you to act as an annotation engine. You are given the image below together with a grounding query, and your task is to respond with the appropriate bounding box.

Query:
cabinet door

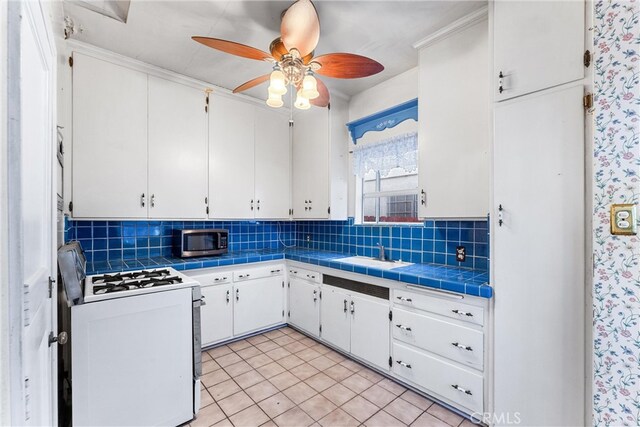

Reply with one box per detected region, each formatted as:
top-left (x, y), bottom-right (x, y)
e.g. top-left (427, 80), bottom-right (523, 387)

top-left (72, 53), bottom-right (148, 218)
top-left (292, 108), bottom-right (329, 219)
top-left (200, 284), bottom-right (233, 347)
top-left (319, 285), bottom-right (350, 352)
top-left (493, 84), bottom-right (584, 426)
top-left (288, 278), bottom-right (320, 336)
top-left (209, 95), bottom-right (255, 219)
top-left (254, 107), bottom-right (290, 219)
top-left (234, 277), bottom-right (284, 336)
top-left (350, 294), bottom-right (390, 371)
top-left (148, 76), bottom-right (208, 219)
top-left (493, 0), bottom-right (584, 101)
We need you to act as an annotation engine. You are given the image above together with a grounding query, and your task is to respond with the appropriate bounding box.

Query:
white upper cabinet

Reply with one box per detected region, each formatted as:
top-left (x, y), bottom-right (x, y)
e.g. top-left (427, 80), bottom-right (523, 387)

top-left (72, 53), bottom-right (148, 218)
top-left (493, 0), bottom-right (584, 101)
top-left (209, 94), bottom-right (256, 219)
top-left (417, 19), bottom-right (489, 219)
top-left (292, 107), bottom-right (329, 219)
top-left (148, 76), bottom-right (208, 219)
top-left (254, 107), bottom-right (291, 219)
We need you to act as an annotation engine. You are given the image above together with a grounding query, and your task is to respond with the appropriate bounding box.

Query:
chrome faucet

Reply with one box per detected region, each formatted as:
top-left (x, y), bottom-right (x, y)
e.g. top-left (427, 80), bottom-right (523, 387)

top-left (376, 243), bottom-right (386, 261)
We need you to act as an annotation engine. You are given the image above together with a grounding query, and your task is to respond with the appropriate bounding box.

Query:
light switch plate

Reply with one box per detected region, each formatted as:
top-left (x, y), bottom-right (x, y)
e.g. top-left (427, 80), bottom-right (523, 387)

top-left (610, 204), bottom-right (637, 235)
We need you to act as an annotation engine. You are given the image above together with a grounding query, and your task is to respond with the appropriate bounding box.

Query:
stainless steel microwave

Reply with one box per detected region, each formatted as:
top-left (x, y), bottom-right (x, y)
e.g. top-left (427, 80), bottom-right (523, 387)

top-left (173, 229), bottom-right (228, 258)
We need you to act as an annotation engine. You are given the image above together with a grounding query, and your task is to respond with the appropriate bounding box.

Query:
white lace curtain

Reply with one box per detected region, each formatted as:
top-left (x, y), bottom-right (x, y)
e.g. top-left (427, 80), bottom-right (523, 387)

top-left (352, 132), bottom-right (418, 177)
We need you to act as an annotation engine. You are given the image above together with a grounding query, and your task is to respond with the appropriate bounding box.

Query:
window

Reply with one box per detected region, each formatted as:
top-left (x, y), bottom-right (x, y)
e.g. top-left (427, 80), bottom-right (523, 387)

top-left (355, 132), bottom-right (419, 224)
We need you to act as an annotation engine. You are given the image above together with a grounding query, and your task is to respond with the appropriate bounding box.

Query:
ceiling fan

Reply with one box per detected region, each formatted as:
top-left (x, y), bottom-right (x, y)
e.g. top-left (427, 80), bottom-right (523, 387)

top-left (192, 0), bottom-right (384, 110)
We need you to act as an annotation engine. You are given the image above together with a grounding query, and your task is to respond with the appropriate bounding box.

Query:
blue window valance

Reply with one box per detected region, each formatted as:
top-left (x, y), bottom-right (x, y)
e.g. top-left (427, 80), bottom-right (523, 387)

top-left (345, 98), bottom-right (418, 144)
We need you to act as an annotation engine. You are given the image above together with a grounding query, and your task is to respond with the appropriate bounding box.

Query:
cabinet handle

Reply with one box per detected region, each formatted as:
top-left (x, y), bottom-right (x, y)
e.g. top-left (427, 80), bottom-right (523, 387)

top-left (226, 290), bottom-right (230, 303)
top-left (250, 200), bottom-right (254, 211)
top-left (498, 71), bottom-right (504, 94)
top-left (304, 200), bottom-right (308, 204)
top-left (420, 189), bottom-right (426, 206)
top-left (498, 204), bottom-right (504, 227)
top-left (343, 299), bottom-right (347, 313)
top-left (141, 193), bottom-right (145, 207)
top-left (236, 289), bottom-right (239, 302)
top-left (396, 360), bottom-right (412, 369)
top-left (150, 194), bottom-right (155, 208)
top-left (451, 309), bottom-right (473, 317)
top-left (309, 200), bottom-right (312, 204)
top-left (451, 384), bottom-right (472, 395)
top-left (256, 200), bottom-right (260, 211)
top-left (451, 342), bottom-right (473, 351)
top-left (395, 324), bottom-right (412, 332)
top-left (313, 289), bottom-right (317, 302)
top-left (396, 296), bottom-right (413, 302)
top-left (350, 301), bottom-right (355, 314)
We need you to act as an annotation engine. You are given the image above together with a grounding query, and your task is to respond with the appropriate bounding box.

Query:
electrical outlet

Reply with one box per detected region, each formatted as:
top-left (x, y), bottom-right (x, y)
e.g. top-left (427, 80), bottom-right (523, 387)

top-left (456, 246), bottom-right (466, 262)
top-left (611, 204), bottom-right (637, 235)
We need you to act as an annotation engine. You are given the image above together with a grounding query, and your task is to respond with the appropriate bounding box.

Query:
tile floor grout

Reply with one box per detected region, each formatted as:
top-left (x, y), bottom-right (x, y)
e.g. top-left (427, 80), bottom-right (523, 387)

top-left (189, 326), bottom-right (477, 427)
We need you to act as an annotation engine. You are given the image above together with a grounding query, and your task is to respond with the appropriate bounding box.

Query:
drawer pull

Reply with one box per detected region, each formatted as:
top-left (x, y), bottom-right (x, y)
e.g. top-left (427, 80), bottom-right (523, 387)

top-left (214, 278), bottom-right (220, 281)
top-left (451, 384), bottom-right (472, 395)
top-left (226, 290), bottom-right (230, 303)
top-left (395, 324), bottom-right (412, 332)
top-left (238, 274), bottom-right (251, 279)
top-left (306, 274), bottom-right (316, 279)
top-left (396, 296), bottom-right (413, 302)
top-left (396, 360), bottom-right (412, 369)
top-left (270, 269), bottom-right (281, 273)
top-left (451, 309), bottom-right (473, 317)
top-left (343, 299), bottom-right (347, 313)
top-left (451, 342), bottom-right (473, 351)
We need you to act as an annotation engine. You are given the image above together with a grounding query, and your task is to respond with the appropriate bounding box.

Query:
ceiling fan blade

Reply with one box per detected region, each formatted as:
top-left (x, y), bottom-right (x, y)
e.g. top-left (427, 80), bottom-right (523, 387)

top-left (314, 53), bottom-right (384, 79)
top-left (232, 74), bottom-right (271, 93)
top-left (280, 0), bottom-right (320, 57)
top-left (310, 77), bottom-right (330, 107)
top-left (192, 37), bottom-right (272, 61)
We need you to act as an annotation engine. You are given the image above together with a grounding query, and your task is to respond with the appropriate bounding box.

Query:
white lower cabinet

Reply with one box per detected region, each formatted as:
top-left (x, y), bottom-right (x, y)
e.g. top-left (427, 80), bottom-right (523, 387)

top-left (201, 283), bottom-right (233, 347)
top-left (320, 284), bottom-right (390, 371)
top-left (234, 275), bottom-right (285, 336)
top-left (288, 277), bottom-right (320, 337)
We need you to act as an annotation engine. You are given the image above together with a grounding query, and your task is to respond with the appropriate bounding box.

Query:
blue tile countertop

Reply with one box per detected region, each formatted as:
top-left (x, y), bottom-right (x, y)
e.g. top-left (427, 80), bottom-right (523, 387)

top-left (86, 248), bottom-right (492, 298)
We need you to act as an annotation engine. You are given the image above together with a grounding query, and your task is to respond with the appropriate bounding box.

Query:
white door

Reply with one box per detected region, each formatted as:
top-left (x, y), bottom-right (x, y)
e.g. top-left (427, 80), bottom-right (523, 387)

top-left (292, 108), bottom-right (329, 219)
top-left (319, 285), bottom-right (350, 352)
top-left (493, 83), bottom-right (584, 426)
top-left (201, 284), bottom-right (233, 347)
top-left (234, 277), bottom-right (284, 336)
top-left (148, 76), bottom-right (208, 219)
top-left (72, 53), bottom-right (148, 218)
top-left (288, 278), bottom-right (320, 336)
top-left (350, 294), bottom-right (390, 371)
top-left (209, 94), bottom-right (255, 219)
top-left (8, 1), bottom-right (57, 424)
top-left (254, 107), bottom-right (290, 219)
top-left (493, 0), bottom-right (584, 101)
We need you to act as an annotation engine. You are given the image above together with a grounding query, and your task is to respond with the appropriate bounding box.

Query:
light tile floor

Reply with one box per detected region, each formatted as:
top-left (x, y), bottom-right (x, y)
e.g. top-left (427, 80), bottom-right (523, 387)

top-left (190, 326), bottom-right (477, 427)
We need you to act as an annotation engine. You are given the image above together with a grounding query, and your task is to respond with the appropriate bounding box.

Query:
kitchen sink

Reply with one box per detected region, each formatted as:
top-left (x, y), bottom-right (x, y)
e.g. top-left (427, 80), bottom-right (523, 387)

top-left (337, 256), bottom-right (413, 270)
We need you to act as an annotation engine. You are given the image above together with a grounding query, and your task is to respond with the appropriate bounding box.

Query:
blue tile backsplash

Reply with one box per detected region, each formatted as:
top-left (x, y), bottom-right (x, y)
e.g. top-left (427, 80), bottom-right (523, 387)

top-left (65, 217), bottom-right (489, 272)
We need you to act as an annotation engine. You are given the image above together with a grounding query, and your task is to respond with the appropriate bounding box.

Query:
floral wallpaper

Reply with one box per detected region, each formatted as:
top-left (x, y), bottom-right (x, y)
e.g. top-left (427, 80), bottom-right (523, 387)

top-left (592, 1), bottom-right (639, 426)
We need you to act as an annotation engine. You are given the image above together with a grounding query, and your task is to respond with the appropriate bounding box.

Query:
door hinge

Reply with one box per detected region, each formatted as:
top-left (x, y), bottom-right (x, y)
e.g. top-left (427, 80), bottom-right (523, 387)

top-left (319, 291), bottom-right (322, 300)
top-left (319, 324), bottom-right (322, 333)
top-left (289, 120), bottom-right (294, 127)
top-left (68, 56), bottom-right (73, 67)
top-left (328, 206), bottom-right (331, 215)
top-left (68, 201), bottom-right (73, 212)
top-left (48, 277), bottom-right (55, 299)
top-left (282, 281), bottom-right (284, 288)
top-left (206, 94), bottom-right (210, 105)
top-left (289, 208), bottom-right (293, 216)
top-left (388, 310), bottom-right (392, 321)
top-left (388, 356), bottom-right (392, 367)
top-left (583, 93), bottom-right (594, 110)
top-left (287, 282), bottom-right (290, 288)
top-left (287, 310), bottom-right (290, 317)
top-left (282, 310), bottom-right (285, 317)
top-left (205, 105), bottom-right (208, 113)
top-left (584, 50), bottom-right (591, 68)
top-left (206, 206), bottom-right (209, 215)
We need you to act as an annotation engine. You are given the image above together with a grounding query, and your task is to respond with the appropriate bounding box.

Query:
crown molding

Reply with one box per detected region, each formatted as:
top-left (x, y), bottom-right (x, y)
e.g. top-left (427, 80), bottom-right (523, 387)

top-left (412, 6), bottom-right (488, 50)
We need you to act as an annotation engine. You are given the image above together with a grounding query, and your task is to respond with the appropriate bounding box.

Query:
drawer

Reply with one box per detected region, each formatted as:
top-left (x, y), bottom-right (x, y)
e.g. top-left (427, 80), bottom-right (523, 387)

top-left (392, 342), bottom-right (483, 414)
top-left (392, 308), bottom-right (484, 370)
top-left (234, 264), bottom-right (285, 282)
top-left (190, 271), bottom-right (232, 287)
top-left (288, 267), bottom-right (321, 283)
top-left (393, 289), bottom-right (484, 326)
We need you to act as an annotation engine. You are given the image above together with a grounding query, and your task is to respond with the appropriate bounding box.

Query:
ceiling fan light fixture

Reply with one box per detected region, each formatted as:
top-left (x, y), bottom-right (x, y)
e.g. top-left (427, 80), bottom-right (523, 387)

top-left (294, 89), bottom-right (311, 110)
top-left (301, 73), bottom-right (319, 100)
top-left (269, 68), bottom-right (287, 95)
top-left (266, 87), bottom-right (284, 108)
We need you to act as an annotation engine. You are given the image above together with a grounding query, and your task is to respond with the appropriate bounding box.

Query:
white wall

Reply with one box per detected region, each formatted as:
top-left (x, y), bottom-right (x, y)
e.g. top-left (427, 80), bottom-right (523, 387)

top-left (347, 67), bottom-right (419, 217)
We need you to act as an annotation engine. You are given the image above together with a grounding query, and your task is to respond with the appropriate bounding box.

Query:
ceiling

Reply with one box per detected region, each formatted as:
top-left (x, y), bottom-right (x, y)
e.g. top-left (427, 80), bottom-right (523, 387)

top-left (55, 0), bottom-right (486, 101)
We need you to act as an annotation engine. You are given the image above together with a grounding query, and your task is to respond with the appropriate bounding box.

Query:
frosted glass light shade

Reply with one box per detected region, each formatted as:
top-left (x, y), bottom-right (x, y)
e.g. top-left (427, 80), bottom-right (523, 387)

top-left (269, 69), bottom-right (287, 95)
top-left (301, 74), bottom-right (319, 100)
top-left (266, 87), bottom-right (283, 108)
top-left (294, 90), bottom-right (311, 110)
